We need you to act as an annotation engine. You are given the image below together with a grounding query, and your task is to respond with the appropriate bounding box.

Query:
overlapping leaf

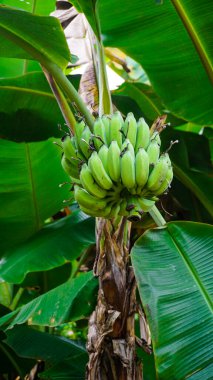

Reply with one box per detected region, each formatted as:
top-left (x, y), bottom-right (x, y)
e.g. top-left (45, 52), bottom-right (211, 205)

top-left (0, 5), bottom-right (70, 69)
top-left (0, 72), bottom-right (80, 141)
top-left (4, 325), bottom-right (88, 378)
top-left (80, 0), bottom-right (213, 124)
top-left (0, 211), bottom-right (95, 284)
top-left (0, 271), bottom-right (98, 328)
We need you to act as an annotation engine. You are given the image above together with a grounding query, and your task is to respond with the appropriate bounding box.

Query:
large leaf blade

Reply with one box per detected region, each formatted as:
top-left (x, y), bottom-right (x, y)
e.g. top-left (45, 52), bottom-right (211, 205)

top-left (0, 6), bottom-right (70, 69)
top-left (5, 325), bottom-right (87, 367)
top-left (0, 72), bottom-right (64, 141)
top-left (98, 0), bottom-right (213, 124)
top-left (0, 72), bottom-right (80, 141)
top-left (0, 211), bottom-right (95, 284)
top-left (0, 272), bottom-right (98, 328)
top-left (0, 138), bottom-right (70, 251)
top-left (4, 325), bottom-right (88, 379)
top-left (131, 221), bottom-right (213, 379)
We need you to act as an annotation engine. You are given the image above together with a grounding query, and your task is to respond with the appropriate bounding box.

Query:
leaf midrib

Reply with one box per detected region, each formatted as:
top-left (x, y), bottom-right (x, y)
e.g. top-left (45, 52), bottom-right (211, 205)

top-left (167, 226), bottom-right (213, 313)
top-left (25, 144), bottom-right (40, 233)
top-left (0, 85), bottom-right (55, 99)
top-left (171, 0), bottom-right (213, 84)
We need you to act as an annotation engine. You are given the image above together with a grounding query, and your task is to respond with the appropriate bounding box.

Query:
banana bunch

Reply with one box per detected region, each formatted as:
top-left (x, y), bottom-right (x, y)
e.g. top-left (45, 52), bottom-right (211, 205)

top-left (61, 112), bottom-right (173, 221)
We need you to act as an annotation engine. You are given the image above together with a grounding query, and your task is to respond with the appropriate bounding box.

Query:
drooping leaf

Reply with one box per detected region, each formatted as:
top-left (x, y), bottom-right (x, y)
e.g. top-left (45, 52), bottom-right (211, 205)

top-left (80, 0), bottom-right (213, 124)
top-left (0, 271), bottom-right (98, 328)
top-left (131, 221), bottom-right (213, 379)
top-left (0, 211), bottom-right (95, 284)
top-left (0, 0), bottom-right (59, 78)
top-left (0, 6), bottom-right (70, 69)
top-left (4, 325), bottom-right (87, 368)
top-left (0, 138), bottom-right (70, 252)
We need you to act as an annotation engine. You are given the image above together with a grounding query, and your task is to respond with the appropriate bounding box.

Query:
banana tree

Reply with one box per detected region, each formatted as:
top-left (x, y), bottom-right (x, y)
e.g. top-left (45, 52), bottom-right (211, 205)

top-left (0, 1), bottom-right (212, 379)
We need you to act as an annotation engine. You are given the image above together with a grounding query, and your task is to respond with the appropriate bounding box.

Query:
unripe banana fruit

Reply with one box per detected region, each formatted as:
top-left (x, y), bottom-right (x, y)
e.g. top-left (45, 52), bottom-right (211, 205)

top-left (60, 114), bottom-right (174, 220)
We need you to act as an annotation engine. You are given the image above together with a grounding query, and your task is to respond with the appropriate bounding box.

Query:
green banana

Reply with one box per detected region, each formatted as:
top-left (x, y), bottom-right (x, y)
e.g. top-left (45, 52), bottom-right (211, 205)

top-left (61, 135), bottom-right (78, 161)
top-left (80, 164), bottom-right (107, 199)
top-left (98, 144), bottom-right (109, 174)
top-left (146, 153), bottom-right (169, 192)
top-left (106, 202), bottom-right (120, 219)
top-left (119, 199), bottom-right (128, 216)
top-left (102, 115), bottom-right (110, 146)
top-left (88, 151), bottom-right (113, 190)
top-left (121, 139), bottom-right (135, 158)
top-left (61, 154), bottom-right (79, 179)
top-left (78, 126), bottom-right (92, 159)
top-left (60, 112), bottom-right (174, 220)
top-left (135, 148), bottom-right (149, 188)
top-left (109, 112), bottom-right (123, 148)
top-left (151, 131), bottom-right (161, 146)
top-left (146, 154), bottom-right (169, 191)
top-left (93, 118), bottom-right (106, 150)
top-left (155, 166), bottom-right (173, 195)
top-left (121, 150), bottom-right (135, 189)
top-left (116, 111), bottom-right (124, 124)
top-left (138, 197), bottom-right (155, 212)
top-left (75, 121), bottom-right (86, 149)
top-left (135, 118), bottom-right (150, 152)
top-left (146, 140), bottom-right (160, 165)
top-left (126, 112), bottom-right (137, 148)
top-left (126, 197), bottom-right (142, 221)
top-left (108, 141), bottom-right (121, 182)
top-left (80, 201), bottom-right (113, 218)
top-left (74, 185), bottom-right (106, 210)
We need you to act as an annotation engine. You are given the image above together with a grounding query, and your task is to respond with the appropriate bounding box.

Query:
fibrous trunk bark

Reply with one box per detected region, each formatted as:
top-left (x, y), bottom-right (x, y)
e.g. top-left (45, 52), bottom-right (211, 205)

top-left (86, 217), bottom-right (142, 380)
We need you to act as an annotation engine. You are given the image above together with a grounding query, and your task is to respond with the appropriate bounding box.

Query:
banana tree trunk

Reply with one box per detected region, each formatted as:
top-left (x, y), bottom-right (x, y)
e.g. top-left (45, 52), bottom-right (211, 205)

top-left (86, 217), bottom-right (142, 380)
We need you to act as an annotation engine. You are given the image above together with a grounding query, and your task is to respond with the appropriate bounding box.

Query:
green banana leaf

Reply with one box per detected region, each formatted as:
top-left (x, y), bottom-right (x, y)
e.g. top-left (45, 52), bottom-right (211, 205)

top-left (0, 211), bottom-right (95, 284)
top-left (0, 5), bottom-right (70, 69)
top-left (71, 0), bottom-right (99, 35)
top-left (0, 271), bottom-right (98, 328)
top-left (4, 325), bottom-right (88, 378)
top-left (78, 0), bottom-right (213, 124)
top-left (113, 82), bottom-right (163, 122)
top-left (0, 0), bottom-right (59, 77)
top-left (0, 72), bottom-right (64, 141)
top-left (0, 337), bottom-right (34, 378)
top-left (0, 138), bottom-right (70, 252)
top-left (161, 128), bottom-right (213, 218)
top-left (131, 221), bottom-right (213, 379)
top-left (2, 0), bottom-right (56, 15)
top-left (41, 360), bottom-right (86, 380)
top-left (5, 325), bottom-right (87, 367)
top-left (0, 72), bottom-right (80, 141)
top-left (0, 58), bottom-right (41, 78)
